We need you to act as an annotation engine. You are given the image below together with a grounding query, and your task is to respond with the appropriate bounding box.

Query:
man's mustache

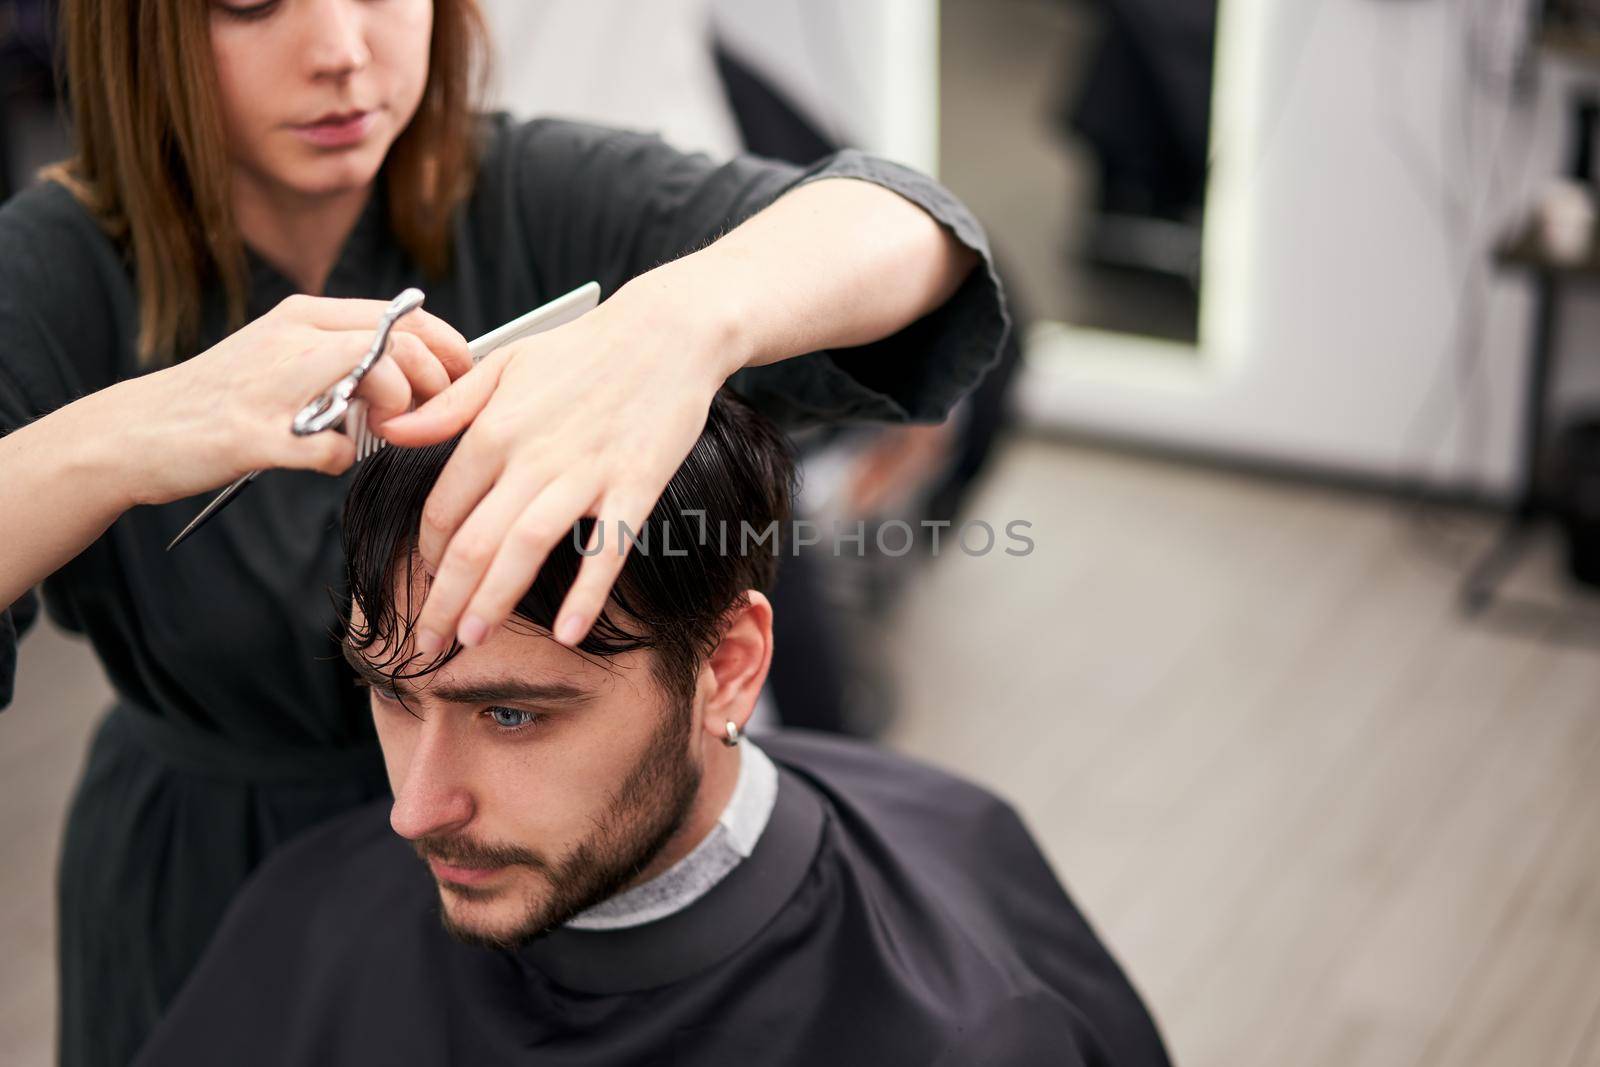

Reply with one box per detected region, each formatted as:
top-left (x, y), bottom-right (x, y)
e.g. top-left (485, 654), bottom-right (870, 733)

top-left (412, 834), bottom-right (547, 871)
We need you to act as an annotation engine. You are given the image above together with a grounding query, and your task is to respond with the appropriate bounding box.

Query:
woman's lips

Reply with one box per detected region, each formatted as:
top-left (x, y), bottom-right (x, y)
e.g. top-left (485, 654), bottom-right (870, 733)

top-left (428, 857), bottom-right (508, 887)
top-left (292, 110), bottom-right (377, 149)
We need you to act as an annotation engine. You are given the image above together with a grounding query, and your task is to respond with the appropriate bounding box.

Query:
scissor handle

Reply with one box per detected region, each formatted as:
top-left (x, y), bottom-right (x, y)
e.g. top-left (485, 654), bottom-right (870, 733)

top-left (292, 390), bottom-right (353, 436)
top-left (290, 287), bottom-right (425, 437)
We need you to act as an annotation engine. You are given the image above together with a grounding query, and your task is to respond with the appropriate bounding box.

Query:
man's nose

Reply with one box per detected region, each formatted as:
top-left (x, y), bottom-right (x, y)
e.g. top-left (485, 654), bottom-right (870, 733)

top-left (303, 0), bottom-right (371, 81)
top-left (389, 723), bottom-right (475, 841)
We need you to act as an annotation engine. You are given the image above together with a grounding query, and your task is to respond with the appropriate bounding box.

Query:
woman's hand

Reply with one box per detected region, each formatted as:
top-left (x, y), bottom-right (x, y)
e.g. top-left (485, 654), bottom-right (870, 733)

top-left (368, 175), bottom-right (978, 654)
top-left (120, 294), bottom-right (471, 506)
top-left (377, 278), bottom-right (741, 653)
top-left (0, 292), bottom-right (471, 611)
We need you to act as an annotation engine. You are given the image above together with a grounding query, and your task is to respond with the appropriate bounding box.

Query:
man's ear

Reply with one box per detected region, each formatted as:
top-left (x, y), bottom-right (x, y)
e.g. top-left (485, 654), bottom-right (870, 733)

top-left (697, 591), bottom-right (773, 740)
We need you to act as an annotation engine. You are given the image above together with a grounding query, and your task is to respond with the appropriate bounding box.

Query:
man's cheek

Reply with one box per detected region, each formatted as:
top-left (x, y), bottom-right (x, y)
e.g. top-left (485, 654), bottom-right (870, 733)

top-left (488, 785), bottom-right (581, 862)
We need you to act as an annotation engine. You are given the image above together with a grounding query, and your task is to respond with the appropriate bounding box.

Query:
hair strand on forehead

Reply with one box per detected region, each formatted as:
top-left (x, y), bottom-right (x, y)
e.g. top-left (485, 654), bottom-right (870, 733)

top-left (340, 390), bottom-right (797, 709)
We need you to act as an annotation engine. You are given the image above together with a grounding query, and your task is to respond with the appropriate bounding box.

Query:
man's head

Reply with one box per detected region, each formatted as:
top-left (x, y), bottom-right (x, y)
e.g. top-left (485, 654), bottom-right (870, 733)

top-left (340, 390), bottom-right (794, 948)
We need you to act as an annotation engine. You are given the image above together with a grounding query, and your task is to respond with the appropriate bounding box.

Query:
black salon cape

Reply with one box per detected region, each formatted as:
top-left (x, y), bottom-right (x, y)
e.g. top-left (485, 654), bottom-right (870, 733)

top-left (135, 734), bottom-right (1170, 1067)
top-left (0, 116), bottom-right (1008, 1067)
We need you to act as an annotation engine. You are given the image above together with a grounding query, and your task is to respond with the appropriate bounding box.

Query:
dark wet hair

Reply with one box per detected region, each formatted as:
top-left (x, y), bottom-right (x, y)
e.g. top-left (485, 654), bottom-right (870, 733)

top-left (340, 389), bottom-right (796, 707)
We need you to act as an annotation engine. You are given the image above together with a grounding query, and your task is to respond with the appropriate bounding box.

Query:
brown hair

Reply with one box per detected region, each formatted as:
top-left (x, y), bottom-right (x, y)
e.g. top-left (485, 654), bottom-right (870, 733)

top-left (45, 0), bottom-right (488, 365)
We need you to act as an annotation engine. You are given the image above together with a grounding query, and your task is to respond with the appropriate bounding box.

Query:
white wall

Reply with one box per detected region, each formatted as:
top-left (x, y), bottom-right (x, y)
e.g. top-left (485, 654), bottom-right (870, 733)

top-left (481, 0), bottom-right (742, 158)
top-left (480, 0), bottom-right (939, 171)
top-left (710, 0), bottom-right (940, 173)
top-left (1021, 0), bottom-right (1600, 499)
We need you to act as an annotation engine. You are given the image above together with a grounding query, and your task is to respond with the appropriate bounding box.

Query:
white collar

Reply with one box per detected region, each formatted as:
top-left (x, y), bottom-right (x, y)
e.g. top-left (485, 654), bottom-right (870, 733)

top-left (565, 738), bottom-right (778, 931)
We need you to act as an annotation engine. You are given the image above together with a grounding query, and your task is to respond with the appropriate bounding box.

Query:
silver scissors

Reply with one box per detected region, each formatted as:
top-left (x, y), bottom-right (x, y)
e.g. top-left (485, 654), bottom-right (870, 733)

top-left (166, 288), bottom-right (427, 551)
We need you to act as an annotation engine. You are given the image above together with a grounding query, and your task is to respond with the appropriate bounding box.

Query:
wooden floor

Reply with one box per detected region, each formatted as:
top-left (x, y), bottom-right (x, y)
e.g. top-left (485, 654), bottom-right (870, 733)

top-left (882, 438), bottom-right (1600, 1067)
top-left (3, 437), bottom-right (1600, 1065)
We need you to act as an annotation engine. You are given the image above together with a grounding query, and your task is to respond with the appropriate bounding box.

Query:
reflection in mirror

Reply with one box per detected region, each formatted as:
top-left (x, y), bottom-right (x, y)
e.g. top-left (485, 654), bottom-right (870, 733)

top-left (940, 0), bottom-right (1216, 345)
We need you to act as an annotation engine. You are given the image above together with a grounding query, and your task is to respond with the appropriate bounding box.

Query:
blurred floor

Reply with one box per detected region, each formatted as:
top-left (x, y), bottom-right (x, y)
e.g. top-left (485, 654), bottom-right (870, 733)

top-left (0, 605), bottom-right (109, 1065)
top-left (4, 437), bottom-right (1600, 1065)
top-left (884, 438), bottom-right (1600, 1067)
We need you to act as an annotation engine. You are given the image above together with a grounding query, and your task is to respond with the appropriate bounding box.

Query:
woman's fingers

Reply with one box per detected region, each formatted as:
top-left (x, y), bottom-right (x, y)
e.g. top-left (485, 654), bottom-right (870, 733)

top-left (384, 331), bottom-right (453, 403)
top-left (358, 333), bottom-right (450, 431)
top-left (394, 311), bottom-right (471, 380)
top-left (550, 487), bottom-right (658, 647)
top-left (263, 412), bottom-right (358, 475)
top-left (277, 294), bottom-right (472, 379)
top-left (414, 420), bottom-right (507, 571)
top-left (456, 475), bottom-right (599, 646)
top-left (280, 327), bottom-right (451, 432)
top-left (299, 430), bottom-right (359, 476)
top-left (378, 352), bottom-right (508, 447)
top-left (354, 355), bottom-right (414, 426)
top-left (412, 469), bottom-right (553, 653)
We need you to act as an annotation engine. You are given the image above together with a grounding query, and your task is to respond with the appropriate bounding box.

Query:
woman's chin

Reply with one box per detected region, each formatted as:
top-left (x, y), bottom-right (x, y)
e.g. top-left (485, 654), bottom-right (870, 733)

top-left (292, 158), bottom-right (387, 199)
top-left (265, 139), bottom-right (392, 201)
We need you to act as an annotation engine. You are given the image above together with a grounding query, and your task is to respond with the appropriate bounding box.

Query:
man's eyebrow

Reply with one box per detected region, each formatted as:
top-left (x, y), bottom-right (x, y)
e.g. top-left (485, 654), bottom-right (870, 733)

top-left (426, 679), bottom-right (595, 706)
top-left (339, 642), bottom-right (593, 706)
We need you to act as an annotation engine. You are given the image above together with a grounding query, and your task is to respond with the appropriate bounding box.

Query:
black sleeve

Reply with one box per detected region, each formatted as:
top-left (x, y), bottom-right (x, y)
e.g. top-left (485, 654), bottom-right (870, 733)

top-left (0, 184), bottom-right (116, 429)
top-left (490, 116), bottom-right (1010, 428)
top-left (0, 591), bottom-right (40, 710)
top-left (0, 313), bottom-right (48, 712)
top-left (0, 182), bottom-right (122, 711)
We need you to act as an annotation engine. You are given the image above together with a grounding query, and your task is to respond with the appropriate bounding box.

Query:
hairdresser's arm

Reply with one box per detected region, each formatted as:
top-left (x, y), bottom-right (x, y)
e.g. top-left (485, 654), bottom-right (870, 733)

top-left (380, 177), bottom-right (978, 653)
top-left (653, 177), bottom-right (979, 370)
top-left (0, 297), bottom-right (470, 611)
top-left (0, 386), bottom-right (137, 610)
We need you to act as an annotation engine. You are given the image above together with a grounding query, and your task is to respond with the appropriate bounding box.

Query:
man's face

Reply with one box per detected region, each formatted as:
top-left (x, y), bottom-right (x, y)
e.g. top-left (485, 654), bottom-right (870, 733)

top-left (346, 609), bottom-right (703, 949)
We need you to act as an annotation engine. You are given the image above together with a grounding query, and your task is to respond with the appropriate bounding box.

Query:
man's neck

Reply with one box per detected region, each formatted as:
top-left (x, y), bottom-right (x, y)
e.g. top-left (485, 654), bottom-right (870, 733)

top-left (232, 171), bottom-right (372, 295)
top-left (628, 737), bottom-right (744, 890)
top-left (567, 739), bottom-right (779, 931)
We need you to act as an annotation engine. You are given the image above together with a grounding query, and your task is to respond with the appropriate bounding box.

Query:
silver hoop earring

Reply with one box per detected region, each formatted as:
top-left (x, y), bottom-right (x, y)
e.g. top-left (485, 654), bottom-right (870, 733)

top-left (722, 720), bottom-right (742, 748)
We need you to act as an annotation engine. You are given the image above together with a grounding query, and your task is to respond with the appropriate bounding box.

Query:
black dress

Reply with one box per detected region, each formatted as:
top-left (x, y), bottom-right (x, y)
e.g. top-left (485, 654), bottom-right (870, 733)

top-left (0, 115), bottom-right (1007, 1067)
top-left (133, 733), bottom-right (1171, 1067)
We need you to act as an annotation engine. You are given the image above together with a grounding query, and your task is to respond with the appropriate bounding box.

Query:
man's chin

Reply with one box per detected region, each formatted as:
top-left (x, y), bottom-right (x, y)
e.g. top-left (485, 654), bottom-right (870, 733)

top-left (437, 889), bottom-right (561, 951)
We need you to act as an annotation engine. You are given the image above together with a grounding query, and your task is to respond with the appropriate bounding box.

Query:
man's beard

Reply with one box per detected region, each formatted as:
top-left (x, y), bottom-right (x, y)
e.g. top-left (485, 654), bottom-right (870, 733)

top-left (412, 697), bottom-right (701, 950)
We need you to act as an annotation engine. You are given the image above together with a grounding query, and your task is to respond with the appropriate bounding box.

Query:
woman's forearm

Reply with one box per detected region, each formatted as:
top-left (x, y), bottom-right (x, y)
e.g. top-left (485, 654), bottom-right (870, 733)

top-left (615, 176), bottom-right (981, 379)
top-left (0, 382), bottom-right (143, 609)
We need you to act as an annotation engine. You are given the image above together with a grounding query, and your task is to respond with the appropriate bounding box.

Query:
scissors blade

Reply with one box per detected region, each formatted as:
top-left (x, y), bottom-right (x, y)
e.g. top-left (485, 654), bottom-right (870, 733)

top-left (173, 287), bottom-right (427, 550)
top-left (165, 470), bottom-right (260, 551)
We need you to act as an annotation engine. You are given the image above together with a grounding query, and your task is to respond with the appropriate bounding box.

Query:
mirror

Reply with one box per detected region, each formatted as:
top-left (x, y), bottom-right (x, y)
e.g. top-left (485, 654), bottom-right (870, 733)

top-left (940, 0), bottom-right (1217, 347)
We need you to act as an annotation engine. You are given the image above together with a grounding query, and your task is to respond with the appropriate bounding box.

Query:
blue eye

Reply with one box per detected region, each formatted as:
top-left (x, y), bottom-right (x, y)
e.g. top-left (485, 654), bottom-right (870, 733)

top-left (486, 707), bottom-right (542, 731)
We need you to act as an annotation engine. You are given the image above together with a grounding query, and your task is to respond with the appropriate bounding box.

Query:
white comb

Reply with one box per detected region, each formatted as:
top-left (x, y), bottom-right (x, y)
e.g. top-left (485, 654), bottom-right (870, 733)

top-left (345, 282), bottom-right (602, 462)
